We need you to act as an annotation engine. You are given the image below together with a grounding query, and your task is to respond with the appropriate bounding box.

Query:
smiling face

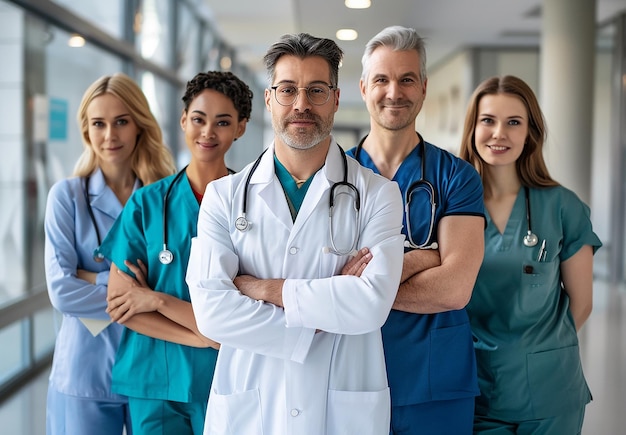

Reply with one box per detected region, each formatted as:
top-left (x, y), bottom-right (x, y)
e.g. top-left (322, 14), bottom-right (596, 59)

top-left (86, 93), bottom-right (139, 171)
top-left (180, 89), bottom-right (246, 165)
top-left (265, 55), bottom-right (339, 151)
top-left (360, 46), bottom-right (427, 132)
top-left (474, 93), bottom-right (529, 170)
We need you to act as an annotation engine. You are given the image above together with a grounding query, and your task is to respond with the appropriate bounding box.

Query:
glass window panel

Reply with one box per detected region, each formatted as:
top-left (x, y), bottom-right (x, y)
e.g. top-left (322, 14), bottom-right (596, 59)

top-left (51, 0), bottom-right (124, 39)
top-left (45, 26), bottom-right (124, 180)
top-left (33, 306), bottom-right (56, 360)
top-left (139, 71), bottom-right (176, 161)
top-left (136, 0), bottom-right (172, 68)
top-left (177, 2), bottom-right (200, 80)
top-left (201, 28), bottom-right (218, 71)
top-left (0, 322), bottom-right (24, 383)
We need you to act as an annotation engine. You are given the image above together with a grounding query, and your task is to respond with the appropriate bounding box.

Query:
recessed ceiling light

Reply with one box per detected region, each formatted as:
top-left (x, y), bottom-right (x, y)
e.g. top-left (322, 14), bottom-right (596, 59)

top-left (345, 0), bottom-right (371, 9)
top-left (336, 29), bottom-right (358, 41)
top-left (220, 56), bottom-right (232, 70)
top-left (68, 34), bottom-right (85, 47)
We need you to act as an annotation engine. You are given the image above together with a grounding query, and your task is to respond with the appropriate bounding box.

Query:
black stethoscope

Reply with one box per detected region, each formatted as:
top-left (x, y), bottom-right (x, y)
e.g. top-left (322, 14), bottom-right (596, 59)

top-left (355, 134), bottom-right (438, 250)
top-left (235, 144), bottom-right (361, 256)
top-left (83, 176), bottom-right (105, 262)
top-left (522, 186), bottom-right (538, 247)
top-left (159, 165), bottom-right (235, 265)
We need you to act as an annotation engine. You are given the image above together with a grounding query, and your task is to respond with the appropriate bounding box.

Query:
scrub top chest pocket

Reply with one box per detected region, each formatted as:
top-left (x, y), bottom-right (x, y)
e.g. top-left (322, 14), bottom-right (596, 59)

top-left (520, 239), bottom-right (560, 316)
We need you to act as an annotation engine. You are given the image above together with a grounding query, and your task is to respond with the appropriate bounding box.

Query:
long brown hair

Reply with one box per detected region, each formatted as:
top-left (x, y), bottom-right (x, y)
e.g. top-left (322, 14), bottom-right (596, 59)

top-left (74, 73), bottom-right (175, 184)
top-left (459, 75), bottom-right (558, 189)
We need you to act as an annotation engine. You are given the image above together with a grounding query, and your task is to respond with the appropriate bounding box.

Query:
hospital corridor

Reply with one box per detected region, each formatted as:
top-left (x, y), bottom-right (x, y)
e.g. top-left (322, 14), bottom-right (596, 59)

top-left (2, 0), bottom-right (626, 433)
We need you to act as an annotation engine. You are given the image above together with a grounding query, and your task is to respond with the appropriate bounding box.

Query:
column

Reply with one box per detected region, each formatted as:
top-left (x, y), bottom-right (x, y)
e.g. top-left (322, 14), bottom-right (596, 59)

top-left (540, 0), bottom-right (596, 204)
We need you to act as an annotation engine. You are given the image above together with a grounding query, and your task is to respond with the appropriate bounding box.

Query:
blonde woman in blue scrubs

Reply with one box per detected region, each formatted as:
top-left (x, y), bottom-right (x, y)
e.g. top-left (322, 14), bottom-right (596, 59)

top-left (44, 73), bottom-right (175, 435)
top-left (459, 75), bottom-right (602, 434)
top-left (99, 71), bottom-right (252, 435)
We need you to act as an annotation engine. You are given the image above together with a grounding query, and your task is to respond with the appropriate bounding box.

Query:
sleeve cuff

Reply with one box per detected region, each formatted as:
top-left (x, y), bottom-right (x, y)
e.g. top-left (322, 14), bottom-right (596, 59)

top-left (96, 270), bottom-right (110, 286)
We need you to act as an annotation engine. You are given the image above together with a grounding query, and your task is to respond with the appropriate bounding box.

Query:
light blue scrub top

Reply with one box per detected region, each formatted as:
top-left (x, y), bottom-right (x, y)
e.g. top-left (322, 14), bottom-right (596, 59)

top-left (468, 186), bottom-right (602, 420)
top-left (99, 172), bottom-right (218, 403)
top-left (44, 168), bottom-right (139, 400)
top-left (347, 139), bottom-right (484, 406)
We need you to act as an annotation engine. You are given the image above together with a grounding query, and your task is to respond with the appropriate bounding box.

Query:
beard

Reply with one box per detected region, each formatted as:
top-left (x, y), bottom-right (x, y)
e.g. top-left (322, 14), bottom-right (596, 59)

top-left (273, 112), bottom-right (334, 150)
top-left (372, 99), bottom-right (422, 132)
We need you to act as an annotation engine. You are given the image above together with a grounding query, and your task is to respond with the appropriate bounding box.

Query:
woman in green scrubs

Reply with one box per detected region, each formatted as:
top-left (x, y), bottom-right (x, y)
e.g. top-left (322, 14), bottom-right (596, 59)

top-left (99, 71), bottom-right (253, 434)
top-left (459, 75), bottom-right (601, 434)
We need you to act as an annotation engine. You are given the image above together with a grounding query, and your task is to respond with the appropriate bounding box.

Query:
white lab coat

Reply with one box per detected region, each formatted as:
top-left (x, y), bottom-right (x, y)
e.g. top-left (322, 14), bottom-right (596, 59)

top-left (187, 139), bottom-right (405, 435)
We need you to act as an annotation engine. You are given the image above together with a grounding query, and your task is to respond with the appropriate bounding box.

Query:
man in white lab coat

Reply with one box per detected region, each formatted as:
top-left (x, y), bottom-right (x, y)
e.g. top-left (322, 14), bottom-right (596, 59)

top-left (186, 32), bottom-right (405, 435)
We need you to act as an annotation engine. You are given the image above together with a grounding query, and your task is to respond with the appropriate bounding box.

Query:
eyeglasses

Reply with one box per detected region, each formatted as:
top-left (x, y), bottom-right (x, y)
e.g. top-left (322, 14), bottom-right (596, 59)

top-left (270, 83), bottom-right (336, 106)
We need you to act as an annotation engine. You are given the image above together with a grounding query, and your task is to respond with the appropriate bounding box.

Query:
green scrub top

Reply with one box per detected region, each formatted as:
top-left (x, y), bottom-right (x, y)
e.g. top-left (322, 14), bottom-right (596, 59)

top-left (467, 186), bottom-right (601, 421)
top-left (100, 172), bottom-right (218, 403)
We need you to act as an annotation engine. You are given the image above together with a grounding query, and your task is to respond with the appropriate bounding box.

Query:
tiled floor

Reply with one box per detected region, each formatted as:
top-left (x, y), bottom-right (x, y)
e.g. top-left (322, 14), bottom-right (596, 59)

top-left (1, 279), bottom-right (624, 434)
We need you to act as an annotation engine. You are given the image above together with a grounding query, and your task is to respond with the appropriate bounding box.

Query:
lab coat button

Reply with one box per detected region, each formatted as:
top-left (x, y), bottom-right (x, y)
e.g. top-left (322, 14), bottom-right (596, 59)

top-left (289, 247), bottom-right (298, 255)
top-left (290, 408), bottom-right (300, 417)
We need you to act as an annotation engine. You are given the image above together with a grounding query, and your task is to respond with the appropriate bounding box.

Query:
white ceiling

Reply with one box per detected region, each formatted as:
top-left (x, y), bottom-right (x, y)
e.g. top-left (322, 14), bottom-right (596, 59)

top-left (202, 0), bottom-right (626, 109)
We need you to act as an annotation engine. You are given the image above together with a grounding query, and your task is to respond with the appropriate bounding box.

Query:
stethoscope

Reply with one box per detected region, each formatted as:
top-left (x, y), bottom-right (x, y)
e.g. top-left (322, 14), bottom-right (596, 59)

top-left (159, 165), bottom-right (235, 265)
top-left (522, 186), bottom-right (538, 247)
top-left (235, 145), bottom-right (361, 256)
top-left (83, 176), bottom-right (105, 262)
top-left (355, 134), bottom-right (438, 250)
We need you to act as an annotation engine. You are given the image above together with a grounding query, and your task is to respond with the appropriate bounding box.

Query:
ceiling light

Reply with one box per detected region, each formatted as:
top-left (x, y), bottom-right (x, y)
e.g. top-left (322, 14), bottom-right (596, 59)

top-left (336, 29), bottom-right (358, 41)
top-left (68, 34), bottom-right (85, 47)
top-left (220, 56), bottom-right (232, 70)
top-left (345, 0), bottom-right (371, 9)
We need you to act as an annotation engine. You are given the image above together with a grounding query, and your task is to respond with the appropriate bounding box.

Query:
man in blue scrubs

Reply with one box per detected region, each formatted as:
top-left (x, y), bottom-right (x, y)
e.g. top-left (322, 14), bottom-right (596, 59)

top-left (347, 26), bottom-right (485, 434)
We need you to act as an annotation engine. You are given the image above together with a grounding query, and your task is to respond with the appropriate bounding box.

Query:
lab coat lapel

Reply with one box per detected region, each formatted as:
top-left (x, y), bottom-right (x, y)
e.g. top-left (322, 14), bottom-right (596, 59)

top-left (251, 144), bottom-right (293, 232)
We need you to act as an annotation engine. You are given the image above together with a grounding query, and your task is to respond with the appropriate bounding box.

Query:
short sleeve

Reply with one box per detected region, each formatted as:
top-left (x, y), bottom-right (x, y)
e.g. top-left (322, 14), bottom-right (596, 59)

top-left (442, 159), bottom-right (485, 217)
top-left (560, 188), bottom-right (602, 260)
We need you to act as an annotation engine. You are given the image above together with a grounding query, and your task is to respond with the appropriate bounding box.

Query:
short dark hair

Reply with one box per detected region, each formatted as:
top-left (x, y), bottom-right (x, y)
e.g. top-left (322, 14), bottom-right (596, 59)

top-left (182, 71), bottom-right (253, 121)
top-left (263, 33), bottom-right (343, 87)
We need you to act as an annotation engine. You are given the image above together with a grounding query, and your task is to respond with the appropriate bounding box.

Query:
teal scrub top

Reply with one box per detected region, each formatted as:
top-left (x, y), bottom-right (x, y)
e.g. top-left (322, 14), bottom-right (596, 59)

top-left (467, 186), bottom-right (602, 420)
top-left (99, 171), bottom-right (218, 403)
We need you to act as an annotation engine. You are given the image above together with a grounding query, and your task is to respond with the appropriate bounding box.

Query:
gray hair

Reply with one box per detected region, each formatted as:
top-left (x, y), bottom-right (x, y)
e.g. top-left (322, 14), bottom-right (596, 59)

top-left (263, 33), bottom-right (344, 87)
top-left (361, 25), bottom-right (427, 82)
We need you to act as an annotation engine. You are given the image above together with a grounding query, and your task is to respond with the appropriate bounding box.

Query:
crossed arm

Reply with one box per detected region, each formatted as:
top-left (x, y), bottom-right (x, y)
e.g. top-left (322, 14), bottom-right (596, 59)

top-left (235, 248), bottom-right (374, 307)
top-left (106, 260), bottom-right (219, 349)
top-left (393, 215), bottom-right (484, 314)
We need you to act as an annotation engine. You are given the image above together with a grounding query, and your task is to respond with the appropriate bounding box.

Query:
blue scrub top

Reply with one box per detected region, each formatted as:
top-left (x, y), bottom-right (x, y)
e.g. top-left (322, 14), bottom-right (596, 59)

top-left (99, 172), bottom-right (218, 403)
top-left (468, 186), bottom-right (602, 420)
top-left (347, 139), bottom-right (484, 406)
top-left (44, 168), bottom-right (137, 401)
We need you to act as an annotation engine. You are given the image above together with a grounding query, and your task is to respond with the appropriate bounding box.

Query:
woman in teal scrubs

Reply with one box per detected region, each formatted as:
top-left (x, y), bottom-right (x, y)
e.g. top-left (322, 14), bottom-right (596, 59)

top-left (459, 75), bottom-right (601, 434)
top-left (99, 71), bottom-right (253, 434)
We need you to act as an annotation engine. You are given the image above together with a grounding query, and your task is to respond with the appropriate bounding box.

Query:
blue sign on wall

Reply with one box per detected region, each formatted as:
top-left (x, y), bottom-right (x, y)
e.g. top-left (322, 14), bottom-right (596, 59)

top-left (49, 97), bottom-right (68, 140)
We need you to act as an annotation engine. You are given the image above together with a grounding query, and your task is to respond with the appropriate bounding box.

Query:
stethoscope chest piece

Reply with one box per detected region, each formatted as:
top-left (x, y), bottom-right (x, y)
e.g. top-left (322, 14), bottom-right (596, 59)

top-left (159, 248), bottom-right (173, 265)
top-left (93, 249), bottom-right (105, 263)
top-left (523, 231), bottom-right (538, 247)
top-left (235, 216), bottom-right (251, 232)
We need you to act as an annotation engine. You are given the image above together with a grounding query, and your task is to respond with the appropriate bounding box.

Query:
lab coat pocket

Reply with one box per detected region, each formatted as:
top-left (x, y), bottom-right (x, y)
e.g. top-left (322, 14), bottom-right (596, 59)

top-left (206, 388), bottom-right (264, 435)
top-left (526, 345), bottom-right (591, 419)
top-left (327, 387), bottom-right (390, 435)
